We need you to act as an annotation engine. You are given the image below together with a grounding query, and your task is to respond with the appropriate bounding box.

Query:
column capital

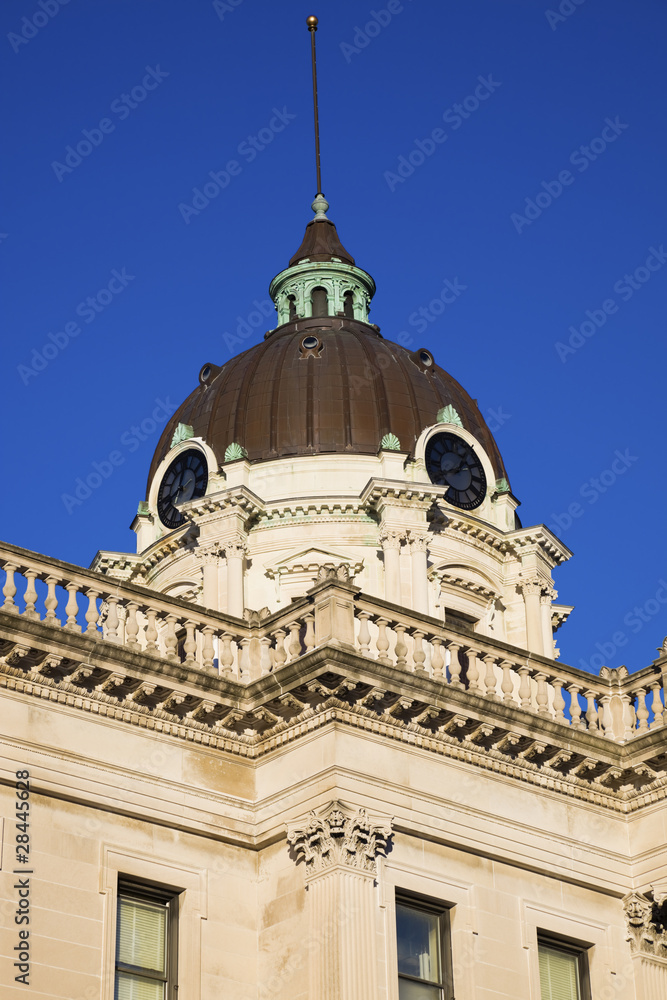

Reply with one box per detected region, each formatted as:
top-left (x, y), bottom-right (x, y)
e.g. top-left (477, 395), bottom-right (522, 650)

top-left (224, 536), bottom-right (248, 560)
top-left (623, 890), bottom-right (667, 955)
top-left (195, 541), bottom-right (223, 565)
top-left (518, 574), bottom-right (542, 597)
top-left (407, 532), bottom-right (429, 554)
top-left (379, 528), bottom-right (405, 549)
top-left (287, 800), bottom-right (393, 877)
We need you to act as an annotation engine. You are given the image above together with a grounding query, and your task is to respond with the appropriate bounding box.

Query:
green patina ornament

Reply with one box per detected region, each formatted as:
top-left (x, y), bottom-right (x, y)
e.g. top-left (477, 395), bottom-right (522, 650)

top-left (437, 405), bottom-right (462, 427)
top-left (137, 501), bottom-right (150, 516)
top-left (224, 442), bottom-right (248, 462)
top-left (494, 477), bottom-right (511, 494)
top-left (380, 433), bottom-right (401, 451)
top-left (171, 423), bottom-right (194, 448)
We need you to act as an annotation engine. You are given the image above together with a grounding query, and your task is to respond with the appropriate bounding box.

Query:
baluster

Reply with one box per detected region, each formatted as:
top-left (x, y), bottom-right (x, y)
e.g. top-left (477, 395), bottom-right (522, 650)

top-left (483, 654), bottom-right (498, 698)
top-left (145, 608), bottom-right (159, 653)
top-left (431, 637), bottom-right (445, 679)
top-left (375, 619), bottom-right (391, 666)
top-left (273, 629), bottom-right (287, 668)
top-left (357, 612), bottom-right (371, 655)
top-left (568, 684), bottom-right (584, 729)
top-left (620, 692), bottom-right (635, 740)
top-left (2, 563), bottom-right (18, 613)
top-left (394, 624), bottom-right (408, 668)
top-left (164, 614), bottom-right (178, 660)
top-left (105, 597), bottom-right (120, 643)
top-left (220, 633), bottom-right (235, 676)
top-left (412, 631), bottom-right (427, 675)
top-left (500, 659), bottom-right (514, 704)
top-left (23, 570), bottom-right (39, 620)
top-left (517, 666), bottom-right (532, 711)
top-left (599, 695), bottom-right (614, 739)
top-left (200, 626), bottom-right (215, 670)
top-left (239, 637), bottom-right (251, 681)
top-left (535, 673), bottom-right (550, 717)
top-left (64, 584), bottom-right (81, 632)
top-left (44, 576), bottom-right (59, 625)
top-left (552, 680), bottom-right (567, 724)
top-left (448, 642), bottom-right (463, 687)
top-left (304, 613), bottom-right (315, 652)
top-left (125, 603), bottom-right (140, 648)
top-left (465, 646), bottom-right (481, 693)
top-left (287, 622), bottom-right (302, 661)
top-left (584, 690), bottom-right (599, 732)
top-left (183, 622), bottom-right (197, 667)
top-left (85, 589), bottom-right (100, 634)
top-left (636, 687), bottom-right (650, 734)
top-left (650, 681), bottom-right (665, 729)
top-left (260, 636), bottom-right (273, 675)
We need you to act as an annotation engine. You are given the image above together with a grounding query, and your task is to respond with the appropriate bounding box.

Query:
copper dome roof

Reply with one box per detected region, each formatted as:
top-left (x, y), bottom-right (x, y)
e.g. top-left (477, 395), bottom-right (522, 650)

top-left (147, 315), bottom-right (508, 492)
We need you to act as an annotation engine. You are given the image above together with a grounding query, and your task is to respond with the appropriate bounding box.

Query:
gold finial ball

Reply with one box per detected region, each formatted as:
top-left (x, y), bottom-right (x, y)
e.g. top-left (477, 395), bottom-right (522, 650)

top-left (307, 15), bottom-right (318, 29)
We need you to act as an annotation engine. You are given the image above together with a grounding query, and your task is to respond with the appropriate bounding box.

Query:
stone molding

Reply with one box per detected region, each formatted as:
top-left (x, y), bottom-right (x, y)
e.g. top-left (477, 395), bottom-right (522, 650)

top-left (623, 890), bottom-right (667, 956)
top-left (286, 800), bottom-right (393, 876)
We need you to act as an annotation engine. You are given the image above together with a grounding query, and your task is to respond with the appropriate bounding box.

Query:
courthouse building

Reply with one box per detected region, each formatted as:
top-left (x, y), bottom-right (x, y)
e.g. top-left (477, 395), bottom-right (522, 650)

top-left (1, 185), bottom-right (667, 1000)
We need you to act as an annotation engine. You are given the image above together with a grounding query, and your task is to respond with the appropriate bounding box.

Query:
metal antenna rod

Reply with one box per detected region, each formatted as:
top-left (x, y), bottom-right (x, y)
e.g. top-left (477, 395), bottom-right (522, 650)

top-left (307, 15), bottom-right (322, 196)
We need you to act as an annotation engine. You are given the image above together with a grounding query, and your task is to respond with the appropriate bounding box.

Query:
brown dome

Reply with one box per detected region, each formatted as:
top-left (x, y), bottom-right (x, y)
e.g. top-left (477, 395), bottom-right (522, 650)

top-left (147, 316), bottom-right (508, 493)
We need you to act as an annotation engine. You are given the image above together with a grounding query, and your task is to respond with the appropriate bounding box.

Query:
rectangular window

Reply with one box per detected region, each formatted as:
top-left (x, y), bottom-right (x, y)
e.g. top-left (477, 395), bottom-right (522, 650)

top-left (538, 936), bottom-right (591, 1000)
top-left (115, 879), bottom-right (179, 1000)
top-left (396, 892), bottom-right (453, 1000)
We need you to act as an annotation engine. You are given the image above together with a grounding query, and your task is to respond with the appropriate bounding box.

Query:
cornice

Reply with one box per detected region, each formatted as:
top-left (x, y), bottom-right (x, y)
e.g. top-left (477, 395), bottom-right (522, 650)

top-left (2, 618), bottom-right (666, 814)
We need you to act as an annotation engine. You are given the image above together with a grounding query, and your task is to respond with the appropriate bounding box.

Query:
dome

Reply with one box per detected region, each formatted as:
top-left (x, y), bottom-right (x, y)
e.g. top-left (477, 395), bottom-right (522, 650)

top-left (146, 313), bottom-right (508, 492)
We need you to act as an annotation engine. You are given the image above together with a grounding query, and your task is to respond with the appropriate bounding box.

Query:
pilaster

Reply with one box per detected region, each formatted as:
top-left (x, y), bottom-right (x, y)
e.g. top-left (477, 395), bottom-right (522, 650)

top-left (287, 800), bottom-right (393, 1000)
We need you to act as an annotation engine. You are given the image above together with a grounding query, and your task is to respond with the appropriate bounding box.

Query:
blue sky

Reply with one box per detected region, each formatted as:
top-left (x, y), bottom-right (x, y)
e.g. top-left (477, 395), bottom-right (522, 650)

top-left (3, 0), bottom-right (666, 673)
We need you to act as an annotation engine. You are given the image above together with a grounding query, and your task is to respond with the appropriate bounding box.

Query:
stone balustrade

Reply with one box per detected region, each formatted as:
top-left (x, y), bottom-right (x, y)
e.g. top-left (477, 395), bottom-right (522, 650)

top-left (1, 544), bottom-right (664, 742)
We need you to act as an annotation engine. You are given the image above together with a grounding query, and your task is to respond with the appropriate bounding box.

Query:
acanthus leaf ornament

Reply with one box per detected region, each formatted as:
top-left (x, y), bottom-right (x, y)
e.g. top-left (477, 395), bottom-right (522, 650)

top-left (286, 800), bottom-right (393, 876)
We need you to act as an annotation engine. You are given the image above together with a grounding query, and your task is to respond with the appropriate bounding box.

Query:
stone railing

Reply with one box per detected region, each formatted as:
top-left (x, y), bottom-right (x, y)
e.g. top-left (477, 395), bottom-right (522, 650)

top-left (1, 544), bottom-right (664, 741)
top-left (352, 595), bottom-right (666, 741)
top-left (0, 543), bottom-right (315, 682)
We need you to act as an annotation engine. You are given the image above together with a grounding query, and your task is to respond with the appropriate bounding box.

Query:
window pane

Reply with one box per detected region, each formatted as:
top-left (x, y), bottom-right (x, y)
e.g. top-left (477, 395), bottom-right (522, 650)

top-left (398, 979), bottom-right (441, 1000)
top-left (396, 904), bottom-right (441, 983)
top-left (115, 972), bottom-right (165, 1000)
top-left (117, 897), bottom-right (166, 973)
top-left (539, 945), bottom-right (581, 1000)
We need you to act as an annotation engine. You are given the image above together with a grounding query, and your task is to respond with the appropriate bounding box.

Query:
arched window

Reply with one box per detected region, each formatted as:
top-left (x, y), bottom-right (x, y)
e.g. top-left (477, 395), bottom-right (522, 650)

top-left (343, 290), bottom-right (355, 319)
top-left (311, 286), bottom-right (328, 317)
top-left (287, 295), bottom-right (297, 321)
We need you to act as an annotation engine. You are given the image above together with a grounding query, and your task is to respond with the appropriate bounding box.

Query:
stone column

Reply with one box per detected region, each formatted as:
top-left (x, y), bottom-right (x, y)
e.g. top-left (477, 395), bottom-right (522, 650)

top-left (540, 587), bottom-right (556, 659)
top-left (225, 537), bottom-right (247, 618)
top-left (287, 800), bottom-right (393, 1000)
top-left (379, 529), bottom-right (403, 605)
top-left (520, 577), bottom-right (544, 655)
top-left (196, 543), bottom-right (221, 611)
top-left (409, 534), bottom-right (429, 614)
top-left (623, 891), bottom-right (667, 998)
